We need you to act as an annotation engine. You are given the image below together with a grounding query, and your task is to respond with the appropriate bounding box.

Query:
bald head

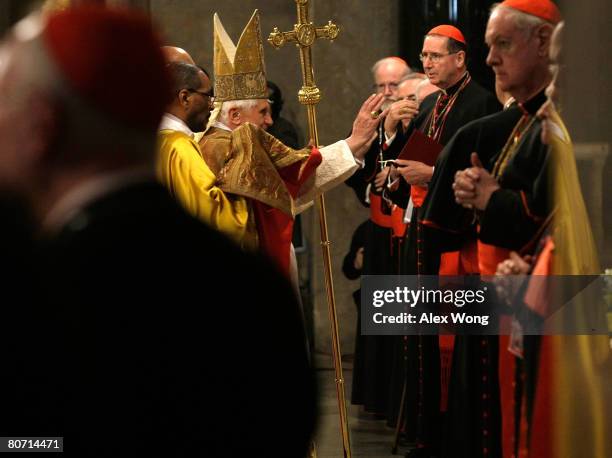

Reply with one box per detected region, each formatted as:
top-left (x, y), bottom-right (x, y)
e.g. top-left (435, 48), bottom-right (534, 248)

top-left (371, 57), bottom-right (411, 103)
top-left (161, 46), bottom-right (195, 65)
top-left (397, 73), bottom-right (426, 102)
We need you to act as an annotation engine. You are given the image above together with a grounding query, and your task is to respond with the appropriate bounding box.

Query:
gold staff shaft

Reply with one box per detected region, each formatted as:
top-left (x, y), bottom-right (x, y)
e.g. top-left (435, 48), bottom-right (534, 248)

top-left (269, 2), bottom-right (350, 457)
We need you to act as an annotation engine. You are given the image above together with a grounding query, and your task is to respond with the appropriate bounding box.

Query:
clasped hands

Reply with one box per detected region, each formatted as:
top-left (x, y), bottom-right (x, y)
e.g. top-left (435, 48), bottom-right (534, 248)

top-left (452, 152), bottom-right (499, 211)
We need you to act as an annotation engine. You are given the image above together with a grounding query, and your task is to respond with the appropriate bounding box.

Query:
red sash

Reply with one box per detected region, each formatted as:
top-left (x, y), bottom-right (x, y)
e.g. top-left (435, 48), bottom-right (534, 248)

top-left (254, 147), bottom-right (322, 277)
top-left (410, 185), bottom-right (428, 208)
top-left (369, 193), bottom-right (408, 238)
top-left (475, 229), bottom-right (514, 457)
top-left (477, 241), bottom-right (511, 276)
top-left (439, 239), bottom-right (480, 276)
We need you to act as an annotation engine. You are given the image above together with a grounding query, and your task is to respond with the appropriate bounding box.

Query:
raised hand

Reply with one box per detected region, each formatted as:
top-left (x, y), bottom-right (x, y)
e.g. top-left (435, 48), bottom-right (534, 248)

top-left (346, 93), bottom-right (388, 160)
top-left (384, 99), bottom-right (419, 137)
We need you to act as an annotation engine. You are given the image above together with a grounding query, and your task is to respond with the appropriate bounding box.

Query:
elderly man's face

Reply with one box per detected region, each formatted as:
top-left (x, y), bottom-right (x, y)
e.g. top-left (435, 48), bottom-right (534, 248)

top-left (374, 61), bottom-right (406, 103)
top-left (421, 35), bottom-right (463, 90)
top-left (185, 71), bottom-right (214, 132)
top-left (397, 79), bottom-right (419, 102)
top-left (239, 99), bottom-right (273, 131)
top-left (545, 25), bottom-right (563, 105)
top-left (485, 8), bottom-right (541, 99)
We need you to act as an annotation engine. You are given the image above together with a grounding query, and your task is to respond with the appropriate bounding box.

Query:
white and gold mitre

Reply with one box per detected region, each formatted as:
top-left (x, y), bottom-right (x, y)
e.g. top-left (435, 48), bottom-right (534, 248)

top-left (213, 10), bottom-right (267, 102)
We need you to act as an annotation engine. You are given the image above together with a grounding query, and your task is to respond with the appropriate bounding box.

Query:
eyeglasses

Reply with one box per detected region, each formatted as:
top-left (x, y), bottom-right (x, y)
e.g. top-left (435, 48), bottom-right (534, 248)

top-left (372, 82), bottom-right (400, 93)
top-left (188, 88), bottom-right (215, 104)
top-left (419, 51), bottom-right (458, 63)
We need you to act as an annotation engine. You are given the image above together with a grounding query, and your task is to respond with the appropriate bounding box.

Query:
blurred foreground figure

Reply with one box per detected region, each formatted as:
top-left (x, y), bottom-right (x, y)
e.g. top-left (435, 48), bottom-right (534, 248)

top-left (493, 21), bottom-right (611, 458)
top-left (0, 6), bottom-right (315, 456)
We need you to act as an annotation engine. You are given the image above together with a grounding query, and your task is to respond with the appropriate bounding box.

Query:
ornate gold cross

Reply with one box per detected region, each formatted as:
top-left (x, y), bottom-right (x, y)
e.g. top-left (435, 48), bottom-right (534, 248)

top-left (268, 10), bottom-right (338, 112)
top-left (269, 3), bottom-right (351, 458)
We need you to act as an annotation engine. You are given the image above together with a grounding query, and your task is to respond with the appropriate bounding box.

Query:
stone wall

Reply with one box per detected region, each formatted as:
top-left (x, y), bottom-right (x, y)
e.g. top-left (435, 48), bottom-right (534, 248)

top-left (559, 0), bottom-right (612, 266)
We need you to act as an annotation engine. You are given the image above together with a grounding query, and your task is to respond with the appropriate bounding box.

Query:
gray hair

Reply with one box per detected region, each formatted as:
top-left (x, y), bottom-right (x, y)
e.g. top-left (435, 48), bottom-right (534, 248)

top-left (399, 72), bottom-right (426, 84)
top-left (218, 99), bottom-right (260, 125)
top-left (491, 3), bottom-right (548, 37)
top-left (371, 57), bottom-right (411, 78)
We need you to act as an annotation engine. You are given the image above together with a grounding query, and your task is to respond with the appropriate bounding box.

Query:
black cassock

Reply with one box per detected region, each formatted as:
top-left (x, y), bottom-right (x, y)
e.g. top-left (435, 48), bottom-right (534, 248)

top-left (345, 123), bottom-right (409, 417)
top-left (422, 90), bottom-right (549, 458)
top-left (387, 73), bottom-right (500, 454)
top-left (0, 182), bottom-right (316, 457)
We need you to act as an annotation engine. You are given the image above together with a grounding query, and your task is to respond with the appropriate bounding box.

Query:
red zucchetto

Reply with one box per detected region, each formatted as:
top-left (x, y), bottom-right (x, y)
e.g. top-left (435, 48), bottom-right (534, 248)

top-left (427, 25), bottom-right (466, 45)
top-left (499, 0), bottom-right (562, 24)
top-left (42, 5), bottom-right (172, 131)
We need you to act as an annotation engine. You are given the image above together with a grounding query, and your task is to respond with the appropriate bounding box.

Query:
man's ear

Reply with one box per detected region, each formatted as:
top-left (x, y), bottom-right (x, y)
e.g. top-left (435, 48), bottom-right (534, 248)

top-left (536, 24), bottom-right (553, 58)
top-left (455, 50), bottom-right (466, 68)
top-left (178, 88), bottom-right (191, 107)
top-left (229, 107), bottom-right (241, 127)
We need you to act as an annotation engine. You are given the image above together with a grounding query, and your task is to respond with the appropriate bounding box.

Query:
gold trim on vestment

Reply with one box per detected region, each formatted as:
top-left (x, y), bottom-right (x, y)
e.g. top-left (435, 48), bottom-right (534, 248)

top-left (213, 10), bottom-right (267, 102)
top-left (199, 123), bottom-right (311, 216)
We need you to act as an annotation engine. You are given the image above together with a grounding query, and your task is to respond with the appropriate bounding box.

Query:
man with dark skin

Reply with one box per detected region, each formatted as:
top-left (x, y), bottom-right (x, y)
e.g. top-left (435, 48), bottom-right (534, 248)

top-left (158, 34), bottom-right (386, 262)
top-left (157, 61), bottom-right (253, 246)
top-left (161, 45), bottom-right (195, 65)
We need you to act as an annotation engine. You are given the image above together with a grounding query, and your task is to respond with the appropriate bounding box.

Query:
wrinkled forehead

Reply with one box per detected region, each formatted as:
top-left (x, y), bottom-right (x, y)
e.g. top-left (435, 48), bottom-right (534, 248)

top-left (255, 99), bottom-right (269, 111)
top-left (421, 34), bottom-right (448, 52)
top-left (375, 63), bottom-right (405, 82)
top-left (485, 7), bottom-right (519, 43)
top-left (397, 79), bottom-right (420, 97)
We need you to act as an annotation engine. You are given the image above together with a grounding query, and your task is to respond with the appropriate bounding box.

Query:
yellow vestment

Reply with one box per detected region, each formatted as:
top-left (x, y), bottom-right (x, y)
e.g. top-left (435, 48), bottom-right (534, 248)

top-left (156, 129), bottom-right (255, 250)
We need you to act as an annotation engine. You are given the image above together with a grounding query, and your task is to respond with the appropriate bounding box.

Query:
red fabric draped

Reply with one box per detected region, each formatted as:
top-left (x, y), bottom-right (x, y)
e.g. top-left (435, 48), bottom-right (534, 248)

top-left (369, 193), bottom-right (408, 238)
top-left (253, 147), bottom-right (321, 277)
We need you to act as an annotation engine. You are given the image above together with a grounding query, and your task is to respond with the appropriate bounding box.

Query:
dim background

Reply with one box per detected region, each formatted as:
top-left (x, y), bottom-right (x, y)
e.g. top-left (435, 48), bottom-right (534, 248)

top-left (2, 0), bottom-right (609, 360)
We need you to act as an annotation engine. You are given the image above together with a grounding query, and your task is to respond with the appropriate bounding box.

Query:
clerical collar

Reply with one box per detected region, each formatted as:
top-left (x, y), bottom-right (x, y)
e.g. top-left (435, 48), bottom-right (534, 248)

top-left (212, 120), bottom-right (232, 132)
top-left (159, 113), bottom-right (194, 138)
top-left (439, 71), bottom-right (469, 97)
top-left (518, 89), bottom-right (547, 116)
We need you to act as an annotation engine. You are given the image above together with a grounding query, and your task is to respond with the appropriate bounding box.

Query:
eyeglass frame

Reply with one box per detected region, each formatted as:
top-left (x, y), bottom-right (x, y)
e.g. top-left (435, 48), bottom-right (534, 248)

top-left (418, 50), bottom-right (460, 63)
top-left (187, 88), bottom-right (215, 104)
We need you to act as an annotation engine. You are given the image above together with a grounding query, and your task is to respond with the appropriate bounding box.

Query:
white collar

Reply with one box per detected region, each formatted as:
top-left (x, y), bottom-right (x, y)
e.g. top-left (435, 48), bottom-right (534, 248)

top-left (159, 113), bottom-right (194, 138)
top-left (212, 120), bottom-right (232, 132)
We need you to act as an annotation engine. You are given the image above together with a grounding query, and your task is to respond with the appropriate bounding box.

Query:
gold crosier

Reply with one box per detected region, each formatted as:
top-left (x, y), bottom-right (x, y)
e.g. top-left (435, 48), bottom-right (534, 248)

top-left (268, 2), bottom-right (351, 458)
